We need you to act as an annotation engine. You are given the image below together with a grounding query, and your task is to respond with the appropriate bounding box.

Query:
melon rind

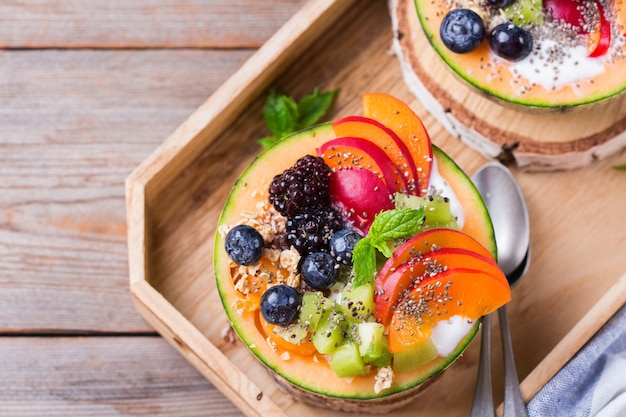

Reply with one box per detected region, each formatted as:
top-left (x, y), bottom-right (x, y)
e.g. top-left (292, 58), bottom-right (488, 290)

top-left (214, 123), bottom-right (494, 405)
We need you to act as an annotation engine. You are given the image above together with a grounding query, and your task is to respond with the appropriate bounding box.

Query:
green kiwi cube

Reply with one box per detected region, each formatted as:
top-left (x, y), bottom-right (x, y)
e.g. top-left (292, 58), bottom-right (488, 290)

top-left (504, 0), bottom-right (544, 26)
top-left (394, 193), bottom-right (458, 230)
top-left (341, 282), bottom-right (375, 322)
top-left (299, 291), bottom-right (329, 332)
top-left (357, 322), bottom-right (389, 364)
top-left (328, 341), bottom-right (367, 377)
top-left (312, 308), bottom-right (346, 354)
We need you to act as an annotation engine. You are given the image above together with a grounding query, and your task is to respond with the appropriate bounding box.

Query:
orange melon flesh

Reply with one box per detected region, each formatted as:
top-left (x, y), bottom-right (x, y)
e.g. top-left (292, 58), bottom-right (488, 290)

top-left (362, 93), bottom-right (432, 195)
top-left (415, 0), bottom-right (626, 107)
top-left (388, 268), bottom-right (510, 353)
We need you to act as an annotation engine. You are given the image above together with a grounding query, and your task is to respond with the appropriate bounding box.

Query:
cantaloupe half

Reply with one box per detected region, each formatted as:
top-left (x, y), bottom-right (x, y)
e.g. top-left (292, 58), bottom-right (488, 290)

top-left (413, 0), bottom-right (626, 108)
top-left (214, 117), bottom-right (498, 409)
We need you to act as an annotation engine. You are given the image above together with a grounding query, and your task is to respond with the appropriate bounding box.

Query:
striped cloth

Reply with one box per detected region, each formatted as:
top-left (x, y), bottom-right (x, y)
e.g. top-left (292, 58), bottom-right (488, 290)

top-left (527, 305), bottom-right (626, 417)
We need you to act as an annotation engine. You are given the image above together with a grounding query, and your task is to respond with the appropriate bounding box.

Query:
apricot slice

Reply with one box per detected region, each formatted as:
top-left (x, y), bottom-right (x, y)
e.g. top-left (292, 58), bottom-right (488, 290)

top-left (362, 93), bottom-right (432, 195)
top-left (388, 268), bottom-right (510, 353)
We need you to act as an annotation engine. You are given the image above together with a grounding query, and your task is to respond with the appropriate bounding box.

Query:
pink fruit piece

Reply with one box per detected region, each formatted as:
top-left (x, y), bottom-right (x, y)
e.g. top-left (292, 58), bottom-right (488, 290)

top-left (318, 137), bottom-right (408, 195)
top-left (544, 0), bottom-right (587, 29)
top-left (329, 168), bottom-right (394, 234)
top-left (332, 116), bottom-right (419, 195)
top-left (544, 0), bottom-right (611, 57)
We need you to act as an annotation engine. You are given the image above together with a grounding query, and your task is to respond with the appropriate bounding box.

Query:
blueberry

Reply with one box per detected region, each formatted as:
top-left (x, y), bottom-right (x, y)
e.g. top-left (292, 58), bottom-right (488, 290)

top-left (301, 252), bottom-right (340, 290)
top-left (484, 0), bottom-right (515, 8)
top-left (260, 284), bottom-right (301, 325)
top-left (224, 224), bottom-right (264, 265)
top-left (440, 9), bottom-right (485, 54)
top-left (329, 229), bottom-right (361, 265)
top-left (489, 23), bottom-right (533, 61)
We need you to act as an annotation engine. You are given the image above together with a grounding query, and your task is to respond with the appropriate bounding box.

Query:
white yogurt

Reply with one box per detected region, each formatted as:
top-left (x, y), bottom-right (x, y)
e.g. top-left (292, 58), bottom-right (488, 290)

top-left (427, 155), bottom-right (465, 229)
top-left (510, 39), bottom-right (605, 92)
top-left (430, 315), bottom-right (476, 356)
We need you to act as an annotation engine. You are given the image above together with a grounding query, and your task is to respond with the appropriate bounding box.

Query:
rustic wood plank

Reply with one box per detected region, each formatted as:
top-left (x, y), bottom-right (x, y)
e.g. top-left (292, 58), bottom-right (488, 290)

top-left (0, 336), bottom-right (244, 416)
top-left (0, 48), bottom-right (252, 332)
top-left (0, 0), bottom-right (307, 49)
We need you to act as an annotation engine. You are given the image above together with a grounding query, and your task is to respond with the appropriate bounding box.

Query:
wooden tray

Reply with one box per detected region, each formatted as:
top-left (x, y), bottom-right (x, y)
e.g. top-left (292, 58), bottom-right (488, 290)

top-left (125, 0), bottom-right (626, 416)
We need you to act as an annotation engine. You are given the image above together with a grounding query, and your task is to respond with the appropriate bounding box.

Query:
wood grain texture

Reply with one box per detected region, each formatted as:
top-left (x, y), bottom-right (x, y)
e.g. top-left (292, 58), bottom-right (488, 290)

top-left (127, 0), bottom-right (626, 415)
top-left (0, 0), bottom-right (307, 49)
top-left (0, 48), bottom-right (252, 332)
top-left (0, 336), bottom-right (244, 416)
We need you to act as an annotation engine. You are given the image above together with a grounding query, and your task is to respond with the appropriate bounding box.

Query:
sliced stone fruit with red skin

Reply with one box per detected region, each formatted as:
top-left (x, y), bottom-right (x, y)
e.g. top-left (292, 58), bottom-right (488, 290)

top-left (388, 267), bottom-right (510, 353)
top-left (615, 0), bottom-right (626, 35)
top-left (329, 168), bottom-right (394, 234)
top-left (544, 0), bottom-right (611, 57)
top-left (332, 115), bottom-right (419, 195)
top-left (376, 228), bottom-right (495, 292)
top-left (588, 2), bottom-right (611, 57)
top-left (375, 247), bottom-right (503, 325)
top-left (317, 136), bottom-right (408, 194)
top-left (362, 93), bottom-right (433, 196)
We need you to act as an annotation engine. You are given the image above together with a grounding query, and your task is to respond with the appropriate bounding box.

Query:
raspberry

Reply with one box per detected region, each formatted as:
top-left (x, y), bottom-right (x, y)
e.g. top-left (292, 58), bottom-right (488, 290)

top-left (268, 155), bottom-right (331, 217)
top-left (284, 206), bottom-right (343, 255)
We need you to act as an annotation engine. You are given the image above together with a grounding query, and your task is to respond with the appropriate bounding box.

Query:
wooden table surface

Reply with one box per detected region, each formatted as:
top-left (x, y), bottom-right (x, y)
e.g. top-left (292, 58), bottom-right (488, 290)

top-left (0, 1), bottom-right (308, 415)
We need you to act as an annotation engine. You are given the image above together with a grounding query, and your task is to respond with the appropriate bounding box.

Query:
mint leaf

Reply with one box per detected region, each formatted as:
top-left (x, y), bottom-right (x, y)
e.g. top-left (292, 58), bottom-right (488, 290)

top-left (259, 88), bottom-right (338, 149)
top-left (613, 163), bottom-right (626, 170)
top-left (350, 208), bottom-right (425, 288)
top-left (370, 237), bottom-right (393, 258)
top-left (263, 89), bottom-right (299, 137)
top-left (296, 88), bottom-right (338, 130)
top-left (352, 237), bottom-right (377, 287)
top-left (369, 208), bottom-right (425, 241)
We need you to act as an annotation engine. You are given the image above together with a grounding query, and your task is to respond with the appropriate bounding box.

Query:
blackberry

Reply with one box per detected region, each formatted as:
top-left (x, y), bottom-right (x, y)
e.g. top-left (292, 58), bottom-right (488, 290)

top-left (268, 155), bottom-right (331, 217)
top-left (284, 206), bottom-right (343, 255)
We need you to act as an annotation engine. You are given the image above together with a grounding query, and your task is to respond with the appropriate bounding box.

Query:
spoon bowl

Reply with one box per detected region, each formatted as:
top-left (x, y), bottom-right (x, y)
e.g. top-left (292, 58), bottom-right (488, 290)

top-left (470, 162), bottom-right (531, 417)
top-left (472, 162), bottom-right (530, 280)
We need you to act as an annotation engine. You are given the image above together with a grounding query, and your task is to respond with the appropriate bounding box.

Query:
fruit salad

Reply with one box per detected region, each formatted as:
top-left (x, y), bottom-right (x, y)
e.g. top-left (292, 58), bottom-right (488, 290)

top-left (214, 93), bottom-right (510, 407)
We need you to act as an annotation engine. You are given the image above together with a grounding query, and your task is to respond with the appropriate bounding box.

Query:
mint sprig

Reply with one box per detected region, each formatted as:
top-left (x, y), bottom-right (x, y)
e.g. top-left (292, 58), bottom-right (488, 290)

top-left (258, 88), bottom-right (338, 148)
top-left (351, 208), bottom-right (425, 287)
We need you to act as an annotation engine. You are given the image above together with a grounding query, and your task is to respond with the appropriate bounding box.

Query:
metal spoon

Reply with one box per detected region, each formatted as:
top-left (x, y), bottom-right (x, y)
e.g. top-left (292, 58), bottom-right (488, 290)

top-left (470, 162), bottom-right (530, 417)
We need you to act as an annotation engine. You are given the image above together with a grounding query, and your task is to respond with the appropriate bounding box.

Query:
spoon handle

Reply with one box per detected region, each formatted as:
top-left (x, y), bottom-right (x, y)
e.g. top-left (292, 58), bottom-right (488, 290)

top-left (470, 314), bottom-right (495, 417)
top-left (499, 305), bottom-right (529, 417)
